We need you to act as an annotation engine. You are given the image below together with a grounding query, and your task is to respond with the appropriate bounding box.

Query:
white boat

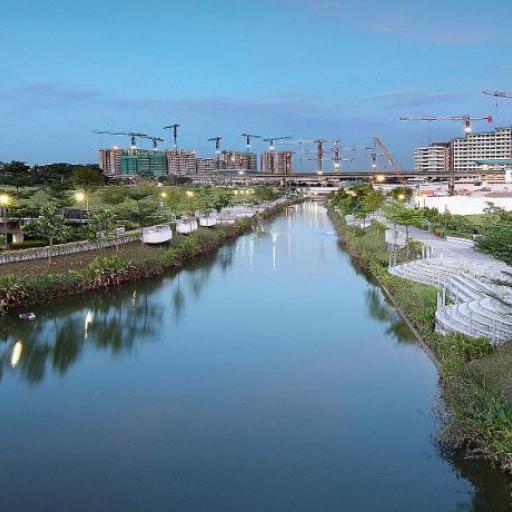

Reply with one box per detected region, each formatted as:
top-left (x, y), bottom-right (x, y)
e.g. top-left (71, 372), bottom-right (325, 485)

top-left (176, 218), bottom-right (198, 235)
top-left (142, 225), bottom-right (173, 244)
top-left (199, 214), bottom-right (217, 227)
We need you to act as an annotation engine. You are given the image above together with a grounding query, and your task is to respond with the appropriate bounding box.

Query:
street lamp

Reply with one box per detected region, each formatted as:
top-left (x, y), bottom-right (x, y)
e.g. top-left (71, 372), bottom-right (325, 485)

top-left (75, 191), bottom-right (88, 211)
top-left (186, 190), bottom-right (194, 210)
top-left (0, 194), bottom-right (10, 248)
top-left (398, 193), bottom-right (406, 201)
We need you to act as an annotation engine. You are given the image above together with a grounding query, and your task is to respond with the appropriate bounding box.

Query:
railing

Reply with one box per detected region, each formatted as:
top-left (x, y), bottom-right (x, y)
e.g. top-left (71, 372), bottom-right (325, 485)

top-left (0, 231), bottom-right (141, 265)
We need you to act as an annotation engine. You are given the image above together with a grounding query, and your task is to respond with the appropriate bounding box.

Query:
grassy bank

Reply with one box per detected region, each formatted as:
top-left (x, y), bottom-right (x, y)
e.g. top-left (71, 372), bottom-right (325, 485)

top-left (328, 208), bottom-right (512, 475)
top-left (0, 201), bottom-right (297, 312)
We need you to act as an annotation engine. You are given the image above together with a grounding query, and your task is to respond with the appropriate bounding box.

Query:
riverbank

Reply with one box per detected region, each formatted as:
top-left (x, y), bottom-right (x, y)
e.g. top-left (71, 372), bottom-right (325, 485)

top-left (328, 207), bottom-right (512, 476)
top-left (0, 201), bottom-right (299, 312)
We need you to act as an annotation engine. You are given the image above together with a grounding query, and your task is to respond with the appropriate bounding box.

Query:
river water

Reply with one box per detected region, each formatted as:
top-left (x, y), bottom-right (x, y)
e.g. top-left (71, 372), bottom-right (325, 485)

top-left (0, 202), bottom-right (510, 511)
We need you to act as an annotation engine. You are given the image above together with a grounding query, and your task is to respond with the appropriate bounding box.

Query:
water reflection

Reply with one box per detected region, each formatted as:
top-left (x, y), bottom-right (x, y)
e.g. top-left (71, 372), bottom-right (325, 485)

top-left (365, 287), bottom-right (417, 344)
top-left (0, 246), bottom-right (236, 384)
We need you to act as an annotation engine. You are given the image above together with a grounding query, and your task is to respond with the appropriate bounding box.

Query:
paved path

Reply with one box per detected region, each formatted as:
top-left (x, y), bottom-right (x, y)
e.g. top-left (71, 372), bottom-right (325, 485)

top-left (390, 224), bottom-right (511, 279)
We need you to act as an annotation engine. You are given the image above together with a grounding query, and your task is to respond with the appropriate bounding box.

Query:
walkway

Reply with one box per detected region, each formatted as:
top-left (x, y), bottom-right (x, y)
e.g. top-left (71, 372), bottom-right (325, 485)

top-left (387, 223), bottom-right (512, 345)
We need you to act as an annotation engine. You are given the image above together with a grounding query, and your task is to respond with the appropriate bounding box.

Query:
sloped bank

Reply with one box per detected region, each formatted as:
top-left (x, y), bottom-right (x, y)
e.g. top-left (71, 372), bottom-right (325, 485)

top-left (0, 201), bottom-right (300, 313)
top-left (328, 207), bottom-right (512, 476)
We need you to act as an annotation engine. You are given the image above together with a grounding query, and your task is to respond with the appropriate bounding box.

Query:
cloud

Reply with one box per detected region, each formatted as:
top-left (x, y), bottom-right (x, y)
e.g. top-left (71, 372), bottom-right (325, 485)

top-left (363, 90), bottom-right (472, 109)
top-left (273, 0), bottom-right (497, 45)
top-left (1, 82), bottom-right (102, 108)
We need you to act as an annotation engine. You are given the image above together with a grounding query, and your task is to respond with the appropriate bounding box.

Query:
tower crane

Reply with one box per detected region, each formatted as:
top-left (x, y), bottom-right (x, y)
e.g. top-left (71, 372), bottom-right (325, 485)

top-left (93, 130), bottom-right (148, 149)
top-left (277, 138), bottom-right (340, 173)
top-left (399, 115), bottom-right (493, 135)
top-left (364, 137), bottom-right (405, 185)
top-left (330, 139), bottom-right (357, 172)
top-left (263, 136), bottom-right (292, 151)
top-left (208, 137), bottom-right (222, 169)
top-left (143, 135), bottom-right (165, 150)
top-left (483, 91), bottom-right (512, 117)
top-left (241, 133), bottom-right (262, 151)
top-left (208, 137), bottom-right (222, 154)
top-left (163, 123), bottom-right (180, 152)
top-left (262, 136), bottom-right (292, 174)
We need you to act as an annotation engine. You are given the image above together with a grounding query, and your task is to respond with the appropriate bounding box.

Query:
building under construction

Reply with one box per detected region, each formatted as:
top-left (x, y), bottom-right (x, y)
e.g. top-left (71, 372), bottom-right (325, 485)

top-left (98, 148), bottom-right (123, 176)
top-left (260, 151), bottom-right (293, 174)
top-left (120, 150), bottom-right (168, 176)
top-left (221, 151), bottom-right (257, 171)
top-left (166, 150), bottom-right (197, 175)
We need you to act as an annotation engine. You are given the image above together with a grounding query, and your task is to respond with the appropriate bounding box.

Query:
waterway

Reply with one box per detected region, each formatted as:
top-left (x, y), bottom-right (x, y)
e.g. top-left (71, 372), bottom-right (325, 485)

top-left (0, 203), bottom-right (510, 511)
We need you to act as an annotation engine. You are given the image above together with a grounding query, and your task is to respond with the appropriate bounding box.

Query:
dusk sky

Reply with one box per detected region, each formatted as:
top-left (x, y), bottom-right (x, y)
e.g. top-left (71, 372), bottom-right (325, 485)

top-left (2, 0), bottom-right (512, 168)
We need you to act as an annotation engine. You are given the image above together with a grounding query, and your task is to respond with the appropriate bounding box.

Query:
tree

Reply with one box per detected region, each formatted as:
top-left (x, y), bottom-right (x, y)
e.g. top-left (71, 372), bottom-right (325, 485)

top-left (1, 161), bottom-right (31, 203)
top-left (85, 209), bottom-right (120, 252)
top-left (384, 202), bottom-right (424, 240)
top-left (213, 189), bottom-right (231, 212)
top-left (72, 167), bottom-right (104, 210)
top-left (390, 186), bottom-right (413, 202)
top-left (22, 205), bottom-right (70, 267)
top-left (477, 222), bottom-right (512, 265)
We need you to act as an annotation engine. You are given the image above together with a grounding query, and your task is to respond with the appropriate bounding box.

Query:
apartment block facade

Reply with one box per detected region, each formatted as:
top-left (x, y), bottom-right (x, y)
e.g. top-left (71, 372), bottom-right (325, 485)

top-left (166, 150), bottom-right (197, 175)
top-left (221, 151), bottom-right (257, 171)
top-left (260, 151), bottom-right (294, 174)
top-left (414, 143), bottom-right (450, 173)
top-left (451, 128), bottom-right (512, 173)
top-left (98, 148), bottom-right (122, 176)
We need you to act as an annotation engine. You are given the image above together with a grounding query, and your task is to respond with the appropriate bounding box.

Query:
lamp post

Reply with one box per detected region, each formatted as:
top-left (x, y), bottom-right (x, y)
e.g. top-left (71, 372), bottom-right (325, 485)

top-left (0, 194), bottom-right (10, 248)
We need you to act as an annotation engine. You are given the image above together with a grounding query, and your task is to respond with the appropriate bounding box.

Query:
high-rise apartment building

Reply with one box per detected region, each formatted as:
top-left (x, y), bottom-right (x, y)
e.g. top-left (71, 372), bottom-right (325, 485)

top-left (221, 151), bottom-right (257, 171)
top-left (414, 143), bottom-right (450, 173)
top-left (98, 148), bottom-right (122, 176)
top-left (120, 150), bottom-right (167, 176)
top-left (260, 151), bottom-right (294, 174)
top-left (451, 127), bottom-right (512, 173)
top-left (166, 150), bottom-right (197, 175)
top-left (196, 158), bottom-right (224, 173)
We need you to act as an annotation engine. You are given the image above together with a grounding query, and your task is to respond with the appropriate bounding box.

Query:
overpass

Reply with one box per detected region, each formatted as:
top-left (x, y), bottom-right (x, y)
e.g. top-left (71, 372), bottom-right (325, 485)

top-left (187, 169), bottom-right (502, 186)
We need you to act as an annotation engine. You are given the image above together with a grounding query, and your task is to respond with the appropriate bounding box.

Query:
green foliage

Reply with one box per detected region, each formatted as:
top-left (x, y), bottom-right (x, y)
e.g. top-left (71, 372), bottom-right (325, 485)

top-left (0, 274), bottom-right (28, 312)
top-left (477, 222), bottom-right (512, 265)
top-left (389, 186), bottom-right (414, 202)
top-left (0, 161), bottom-right (31, 198)
top-left (87, 255), bottom-right (129, 287)
top-left (384, 202), bottom-right (424, 229)
top-left (330, 184), bottom-right (384, 221)
top-left (72, 167), bottom-right (103, 192)
top-left (22, 205), bottom-right (71, 248)
top-left (100, 185), bottom-right (128, 205)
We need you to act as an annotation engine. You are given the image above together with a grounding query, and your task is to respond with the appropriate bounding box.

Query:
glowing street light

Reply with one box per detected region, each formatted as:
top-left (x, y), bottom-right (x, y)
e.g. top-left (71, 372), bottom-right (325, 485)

top-left (398, 193), bottom-right (406, 201)
top-left (0, 194), bottom-right (10, 247)
top-left (375, 175), bottom-right (386, 183)
top-left (75, 191), bottom-right (89, 211)
top-left (185, 190), bottom-right (194, 209)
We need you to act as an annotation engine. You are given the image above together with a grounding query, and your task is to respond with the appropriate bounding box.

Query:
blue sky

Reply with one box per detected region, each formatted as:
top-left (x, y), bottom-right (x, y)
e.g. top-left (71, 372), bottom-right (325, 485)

top-left (1, 0), bottom-right (512, 169)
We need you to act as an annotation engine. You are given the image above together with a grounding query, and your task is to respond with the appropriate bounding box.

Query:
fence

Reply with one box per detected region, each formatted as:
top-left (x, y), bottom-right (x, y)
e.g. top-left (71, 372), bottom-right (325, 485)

top-left (0, 232), bottom-right (140, 265)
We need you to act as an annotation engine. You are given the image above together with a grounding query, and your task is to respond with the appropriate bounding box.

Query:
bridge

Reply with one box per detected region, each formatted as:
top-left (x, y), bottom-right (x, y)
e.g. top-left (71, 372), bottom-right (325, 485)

top-left (188, 169), bottom-right (503, 187)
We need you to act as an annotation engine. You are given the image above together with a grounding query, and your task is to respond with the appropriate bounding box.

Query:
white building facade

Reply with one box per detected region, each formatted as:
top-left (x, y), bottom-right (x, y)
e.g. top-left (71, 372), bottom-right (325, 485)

top-left (414, 143), bottom-right (450, 173)
top-left (451, 127), bottom-right (512, 173)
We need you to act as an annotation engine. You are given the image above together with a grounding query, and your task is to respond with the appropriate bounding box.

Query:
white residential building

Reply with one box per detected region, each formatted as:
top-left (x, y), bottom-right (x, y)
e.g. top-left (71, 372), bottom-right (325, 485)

top-left (414, 143), bottom-right (450, 173)
top-left (451, 127), bottom-right (512, 173)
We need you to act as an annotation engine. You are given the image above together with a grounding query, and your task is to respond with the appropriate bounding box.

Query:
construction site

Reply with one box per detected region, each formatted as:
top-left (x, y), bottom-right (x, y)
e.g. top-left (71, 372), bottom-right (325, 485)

top-left (94, 89), bottom-right (512, 213)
